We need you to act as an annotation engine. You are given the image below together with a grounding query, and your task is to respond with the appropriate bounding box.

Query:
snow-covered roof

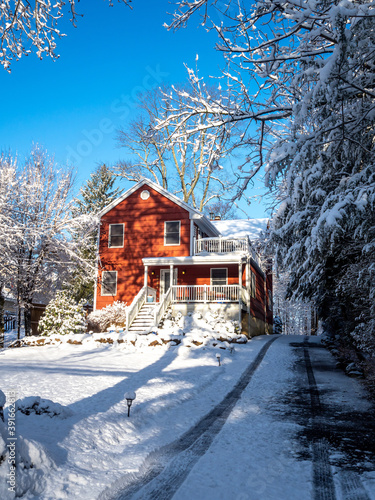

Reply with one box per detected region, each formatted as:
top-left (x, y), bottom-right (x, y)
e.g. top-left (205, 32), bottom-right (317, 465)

top-left (213, 219), bottom-right (269, 241)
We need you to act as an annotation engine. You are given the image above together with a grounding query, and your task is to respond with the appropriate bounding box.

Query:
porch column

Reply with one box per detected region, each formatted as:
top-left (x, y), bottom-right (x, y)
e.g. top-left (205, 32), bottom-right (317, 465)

top-left (144, 265), bottom-right (148, 297)
top-left (170, 264), bottom-right (174, 294)
top-left (238, 262), bottom-right (242, 327)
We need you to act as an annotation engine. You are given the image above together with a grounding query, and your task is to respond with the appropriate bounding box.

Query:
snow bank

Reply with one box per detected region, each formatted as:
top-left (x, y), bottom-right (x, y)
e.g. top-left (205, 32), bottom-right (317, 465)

top-left (0, 418), bottom-right (53, 499)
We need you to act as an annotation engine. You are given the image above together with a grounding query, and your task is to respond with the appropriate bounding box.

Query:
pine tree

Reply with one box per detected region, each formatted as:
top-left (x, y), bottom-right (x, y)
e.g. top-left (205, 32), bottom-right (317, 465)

top-left (66, 164), bottom-right (123, 303)
top-left (38, 291), bottom-right (86, 336)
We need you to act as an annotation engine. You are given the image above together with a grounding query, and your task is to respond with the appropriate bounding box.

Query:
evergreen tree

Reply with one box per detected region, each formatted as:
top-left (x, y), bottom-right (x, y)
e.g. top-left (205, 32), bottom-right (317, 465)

top-left (66, 164), bottom-right (124, 303)
top-left (38, 291), bottom-right (86, 336)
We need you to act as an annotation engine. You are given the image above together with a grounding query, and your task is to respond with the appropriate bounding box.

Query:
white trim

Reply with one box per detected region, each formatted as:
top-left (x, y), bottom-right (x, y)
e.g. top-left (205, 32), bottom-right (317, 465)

top-left (190, 219), bottom-right (194, 256)
top-left (210, 268), bottom-right (228, 287)
top-left (164, 220), bottom-right (181, 246)
top-left (101, 270), bottom-right (118, 296)
top-left (143, 254), bottom-right (246, 266)
top-left (108, 223), bottom-right (125, 248)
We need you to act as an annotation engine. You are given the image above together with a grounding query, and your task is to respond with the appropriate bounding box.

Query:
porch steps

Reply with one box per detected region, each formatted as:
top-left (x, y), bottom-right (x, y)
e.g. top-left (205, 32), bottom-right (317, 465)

top-left (128, 304), bottom-right (157, 334)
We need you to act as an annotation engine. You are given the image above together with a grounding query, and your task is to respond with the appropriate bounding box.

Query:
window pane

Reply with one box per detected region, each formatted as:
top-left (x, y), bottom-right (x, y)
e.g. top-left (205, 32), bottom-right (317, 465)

top-left (109, 224), bottom-right (124, 247)
top-left (165, 232), bottom-right (180, 245)
top-left (102, 271), bottom-right (117, 295)
top-left (211, 268), bottom-right (227, 286)
top-left (166, 221), bottom-right (179, 233)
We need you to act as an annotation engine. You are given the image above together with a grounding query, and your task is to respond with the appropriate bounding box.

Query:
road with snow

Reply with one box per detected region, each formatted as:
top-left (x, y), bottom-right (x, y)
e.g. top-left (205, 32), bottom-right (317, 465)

top-left (100, 335), bottom-right (375, 500)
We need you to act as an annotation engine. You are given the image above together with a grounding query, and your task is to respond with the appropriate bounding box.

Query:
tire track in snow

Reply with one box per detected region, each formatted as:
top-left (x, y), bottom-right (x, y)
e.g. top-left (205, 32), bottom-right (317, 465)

top-left (99, 336), bottom-right (279, 500)
top-left (303, 340), bottom-right (370, 500)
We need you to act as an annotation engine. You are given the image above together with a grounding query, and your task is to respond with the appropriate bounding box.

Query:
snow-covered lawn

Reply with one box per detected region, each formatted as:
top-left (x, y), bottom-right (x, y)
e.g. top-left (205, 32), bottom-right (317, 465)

top-left (0, 313), bottom-right (258, 499)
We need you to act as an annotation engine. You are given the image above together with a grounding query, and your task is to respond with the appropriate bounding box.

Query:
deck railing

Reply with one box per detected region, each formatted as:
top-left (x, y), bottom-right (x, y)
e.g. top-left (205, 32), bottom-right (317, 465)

top-left (171, 284), bottom-right (239, 303)
top-left (126, 286), bottom-right (147, 330)
top-left (194, 237), bottom-right (250, 255)
top-left (153, 287), bottom-right (172, 327)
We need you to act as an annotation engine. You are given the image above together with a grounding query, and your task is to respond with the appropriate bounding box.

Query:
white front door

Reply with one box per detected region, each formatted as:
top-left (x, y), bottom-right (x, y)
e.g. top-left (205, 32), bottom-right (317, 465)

top-left (160, 269), bottom-right (177, 296)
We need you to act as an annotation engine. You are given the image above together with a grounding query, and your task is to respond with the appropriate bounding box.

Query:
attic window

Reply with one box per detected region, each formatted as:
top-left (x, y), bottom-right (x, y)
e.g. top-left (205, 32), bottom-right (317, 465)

top-left (140, 190), bottom-right (150, 200)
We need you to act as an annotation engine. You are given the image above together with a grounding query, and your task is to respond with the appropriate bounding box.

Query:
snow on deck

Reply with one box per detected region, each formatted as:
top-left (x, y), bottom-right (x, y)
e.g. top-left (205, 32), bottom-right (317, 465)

top-left (212, 218), bottom-right (268, 240)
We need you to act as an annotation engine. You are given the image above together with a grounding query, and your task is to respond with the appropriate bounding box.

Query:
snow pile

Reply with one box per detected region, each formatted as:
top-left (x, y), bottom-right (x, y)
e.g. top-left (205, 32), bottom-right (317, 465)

top-left (157, 310), bottom-right (247, 349)
top-left (16, 396), bottom-right (73, 419)
top-left (0, 418), bottom-right (53, 499)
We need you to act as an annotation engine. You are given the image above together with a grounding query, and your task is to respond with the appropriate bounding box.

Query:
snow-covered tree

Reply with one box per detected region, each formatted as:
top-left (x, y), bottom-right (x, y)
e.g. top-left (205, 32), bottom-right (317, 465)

top-left (116, 85), bottom-right (235, 211)
top-left (164, 1), bottom-right (375, 349)
top-left (38, 291), bottom-right (86, 336)
top-left (0, 0), bottom-right (131, 72)
top-left (66, 164), bottom-right (123, 303)
top-left (0, 147), bottom-right (97, 337)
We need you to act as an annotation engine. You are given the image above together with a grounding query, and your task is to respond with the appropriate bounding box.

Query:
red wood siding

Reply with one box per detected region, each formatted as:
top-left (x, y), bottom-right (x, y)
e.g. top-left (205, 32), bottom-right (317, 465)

top-left (96, 186), bottom-right (191, 309)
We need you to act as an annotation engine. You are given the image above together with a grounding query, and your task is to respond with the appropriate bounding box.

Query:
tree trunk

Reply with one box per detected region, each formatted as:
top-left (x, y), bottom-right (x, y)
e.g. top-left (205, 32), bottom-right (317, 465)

top-left (24, 306), bottom-right (32, 336)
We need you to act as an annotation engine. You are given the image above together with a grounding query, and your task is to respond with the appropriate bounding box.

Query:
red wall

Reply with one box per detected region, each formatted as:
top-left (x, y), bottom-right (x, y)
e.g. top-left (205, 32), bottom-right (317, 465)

top-left (96, 186), bottom-right (191, 309)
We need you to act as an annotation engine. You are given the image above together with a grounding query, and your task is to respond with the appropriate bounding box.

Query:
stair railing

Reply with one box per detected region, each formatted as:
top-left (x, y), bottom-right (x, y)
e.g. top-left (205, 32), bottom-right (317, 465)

top-left (153, 287), bottom-right (172, 327)
top-left (126, 286), bottom-right (147, 331)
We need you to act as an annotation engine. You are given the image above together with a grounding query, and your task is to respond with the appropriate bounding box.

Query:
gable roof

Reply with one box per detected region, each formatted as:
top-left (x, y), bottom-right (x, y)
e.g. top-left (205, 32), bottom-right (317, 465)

top-left (98, 178), bottom-right (221, 237)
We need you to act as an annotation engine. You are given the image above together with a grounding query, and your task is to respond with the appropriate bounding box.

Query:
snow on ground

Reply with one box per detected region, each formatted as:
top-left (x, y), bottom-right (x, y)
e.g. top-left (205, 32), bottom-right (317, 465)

top-left (1, 324), bottom-right (374, 499)
top-left (0, 312), bottom-right (253, 499)
top-left (213, 218), bottom-right (268, 240)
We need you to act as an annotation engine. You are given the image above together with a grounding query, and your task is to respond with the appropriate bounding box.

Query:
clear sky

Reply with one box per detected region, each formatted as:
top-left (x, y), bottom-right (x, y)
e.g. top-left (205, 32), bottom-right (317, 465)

top-left (0, 0), bottom-right (270, 218)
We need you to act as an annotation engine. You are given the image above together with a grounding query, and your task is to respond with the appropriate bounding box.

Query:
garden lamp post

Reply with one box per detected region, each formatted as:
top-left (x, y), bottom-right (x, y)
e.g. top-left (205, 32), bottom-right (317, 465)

top-left (125, 391), bottom-right (136, 417)
top-left (216, 353), bottom-right (221, 366)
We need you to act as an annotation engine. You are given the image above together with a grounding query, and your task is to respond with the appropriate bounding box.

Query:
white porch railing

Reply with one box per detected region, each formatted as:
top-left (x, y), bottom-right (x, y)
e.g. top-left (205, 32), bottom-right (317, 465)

top-left (171, 284), bottom-right (239, 303)
top-left (194, 237), bottom-right (250, 255)
top-left (153, 287), bottom-right (172, 327)
top-left (126, 286), bottom-right (147, 331)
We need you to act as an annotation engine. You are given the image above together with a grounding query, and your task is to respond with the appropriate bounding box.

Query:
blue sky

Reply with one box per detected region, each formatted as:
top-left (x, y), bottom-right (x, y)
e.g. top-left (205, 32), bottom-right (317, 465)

top-left (0, 0), bottom-right (270, 218)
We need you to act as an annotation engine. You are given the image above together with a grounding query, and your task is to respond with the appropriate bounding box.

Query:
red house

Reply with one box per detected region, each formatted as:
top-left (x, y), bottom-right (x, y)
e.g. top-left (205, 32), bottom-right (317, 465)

top-left (94, 179), bottom-right (273, 336)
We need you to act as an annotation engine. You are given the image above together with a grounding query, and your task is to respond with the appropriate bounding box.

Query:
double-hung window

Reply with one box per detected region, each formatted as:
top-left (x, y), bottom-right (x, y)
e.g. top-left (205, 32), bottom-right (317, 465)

top-left (109, 224), bottom-right (124, 248)
top-left (211, 268), bottom-right (228, 287)
top-left (164, 221), bottom-right (180, 246)
top-left (101, 271), bottom-right (117, 296)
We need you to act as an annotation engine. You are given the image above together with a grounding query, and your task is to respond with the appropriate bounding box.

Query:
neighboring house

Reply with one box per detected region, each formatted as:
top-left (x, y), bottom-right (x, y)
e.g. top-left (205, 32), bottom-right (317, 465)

top-left (95, 179), bottom-right (273, 336)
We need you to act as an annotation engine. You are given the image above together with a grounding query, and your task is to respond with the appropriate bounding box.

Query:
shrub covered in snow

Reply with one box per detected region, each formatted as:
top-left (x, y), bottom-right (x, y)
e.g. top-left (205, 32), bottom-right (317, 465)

top-left (38, 291), bottom-right (86, 336)
top-left (16, 396), bottom-right (73, 419)
top-left (87, 301), bottom-right (127, 333)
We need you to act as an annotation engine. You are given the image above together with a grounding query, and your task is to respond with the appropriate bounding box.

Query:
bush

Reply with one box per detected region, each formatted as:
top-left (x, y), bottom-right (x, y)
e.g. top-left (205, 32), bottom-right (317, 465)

top-left (38, 291), bottom-right (86, 336)
top-left (87, 301), bottom-right (127, 333)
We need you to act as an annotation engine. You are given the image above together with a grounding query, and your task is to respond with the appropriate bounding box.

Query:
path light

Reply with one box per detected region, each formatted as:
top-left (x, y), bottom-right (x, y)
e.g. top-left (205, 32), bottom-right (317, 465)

top-left (216, 353), bottom-right (221, 366)
top-left (125, 391), bottom-right (136, 417)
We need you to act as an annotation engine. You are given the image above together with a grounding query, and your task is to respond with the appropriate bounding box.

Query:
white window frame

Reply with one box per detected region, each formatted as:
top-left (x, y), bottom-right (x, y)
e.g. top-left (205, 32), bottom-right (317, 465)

top-left (210, 268), bottom-right (228, 287)
top-left (108, 223), bottom-right (125, 248)
top-left (164, 220), bottom-right (181, 246)
top-left (101, 271), bottom-right (118, 296)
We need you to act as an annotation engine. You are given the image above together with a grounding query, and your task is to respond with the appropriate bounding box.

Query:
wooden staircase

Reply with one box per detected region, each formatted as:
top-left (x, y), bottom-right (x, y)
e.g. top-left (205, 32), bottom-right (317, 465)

top-left (128, 303), bottom-right (157, 334)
